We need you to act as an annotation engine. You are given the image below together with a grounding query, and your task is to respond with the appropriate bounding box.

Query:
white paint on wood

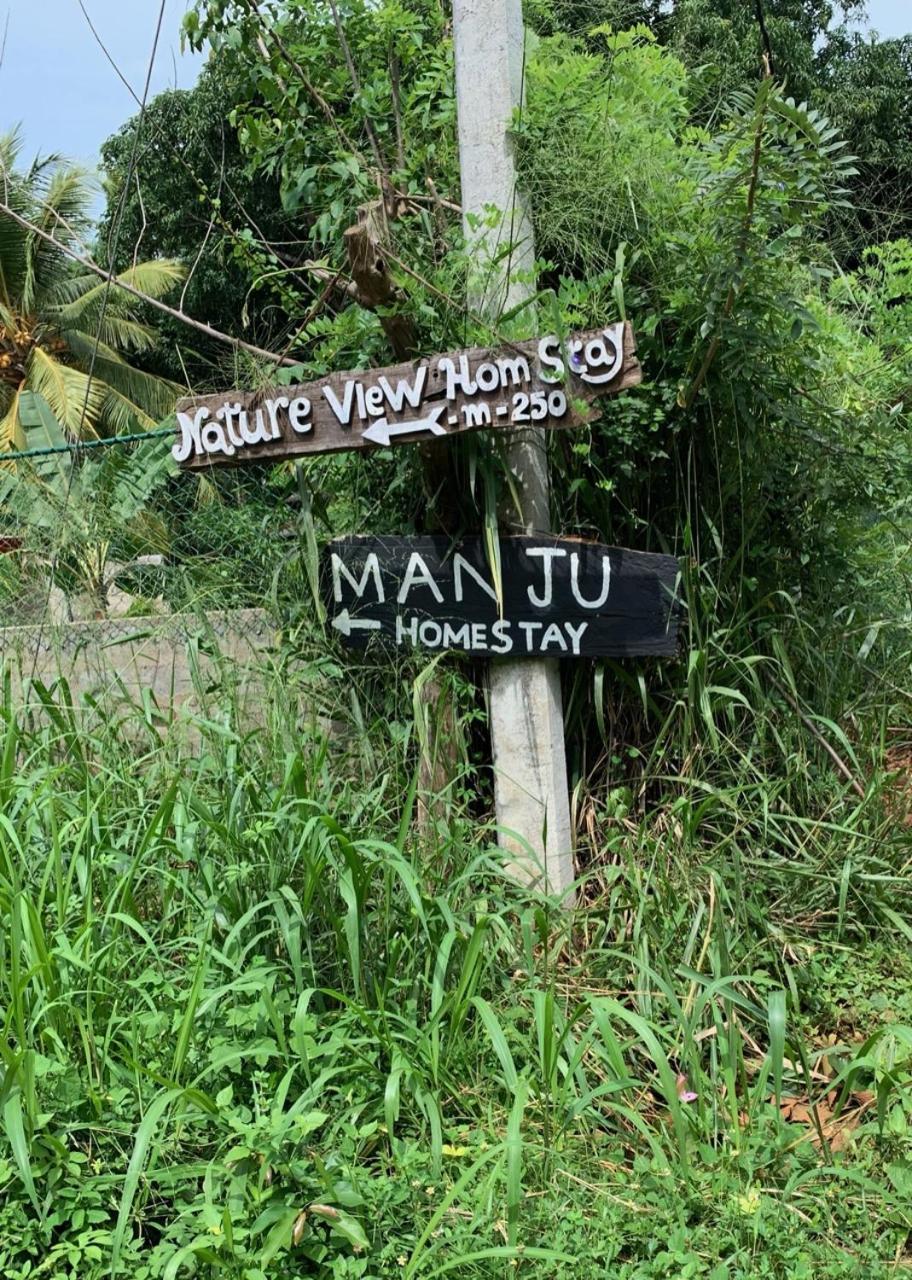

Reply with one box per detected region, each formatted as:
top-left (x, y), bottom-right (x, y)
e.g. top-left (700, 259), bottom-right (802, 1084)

top-left (331, 552), bottom-right (385, 604)
top-left (570, 552), bottom-right (612, 608)
top-left (525, 546), bottom-right (568, 607)
top-left (173, 325), bottom-right (638, 468)
top-left (397, 552), bottom-right (445, 604)
top-left (327, 535), bottom-right (679, 659)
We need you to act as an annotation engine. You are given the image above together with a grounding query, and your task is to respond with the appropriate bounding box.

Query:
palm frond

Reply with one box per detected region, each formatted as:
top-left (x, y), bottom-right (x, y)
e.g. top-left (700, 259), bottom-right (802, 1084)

top-left (51, 271), bottom-right (101, 303)
top-left (99, 362), bottom-right (180, 418)
top-left (60, 332), bottom-right (180, 416)
top-left (0, 130), bottom-right (34, 211)
top-left (40, 167), bottom-right (94, 231)
top-left (113, 259), bottom-right (186, 300)
top-left (56, 311), bottom-right (160, 354)
top-left (22, 170), bottom-right (93, 313)
top-left (25, 151), bottom-right (68, 188)
top-left (0, 151), bottom-right (181, 446)
top-left (0, 200), bottom-right (28, 315)
top-left (96, 386), bottom-right (156, 433)
top-left (0, 385), bottom-right (23, 451)
top-left (27, 346), bottom-right (104, 439)
top-left (51, 259), bottom-right (185, 329)
top-left (0, 128), bottom-right (24, 180)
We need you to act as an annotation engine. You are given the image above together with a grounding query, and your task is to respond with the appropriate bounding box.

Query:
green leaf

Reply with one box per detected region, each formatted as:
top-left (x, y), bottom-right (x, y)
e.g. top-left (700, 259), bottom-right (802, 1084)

top-left (471, 997), bottom-right (518, 1090)
top-left (111, 1088), bottom-right (186, 1274)
top-left (330, 1211), bottom-right (369, 1252)
top-left (2, 1091), bottom-right (39, 1215)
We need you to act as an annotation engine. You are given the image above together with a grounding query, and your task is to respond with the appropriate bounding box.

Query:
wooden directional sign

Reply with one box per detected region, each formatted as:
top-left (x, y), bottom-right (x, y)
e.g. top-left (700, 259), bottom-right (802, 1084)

top-left (172, 322), bottom-right (640, 469)
top-left (325, 535), bottom-right (679, 658)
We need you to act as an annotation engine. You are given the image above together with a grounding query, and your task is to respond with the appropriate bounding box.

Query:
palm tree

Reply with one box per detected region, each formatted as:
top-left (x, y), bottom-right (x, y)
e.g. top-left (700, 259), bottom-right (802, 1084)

top-left (0, 130), bottom-right (186, 450)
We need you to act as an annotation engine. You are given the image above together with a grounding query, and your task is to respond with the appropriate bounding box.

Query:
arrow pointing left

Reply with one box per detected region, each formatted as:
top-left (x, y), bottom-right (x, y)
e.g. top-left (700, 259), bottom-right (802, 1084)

top-left (361, 402), bottom-right (448, 446)
top-left (332, 609), bottom-right (382, 638)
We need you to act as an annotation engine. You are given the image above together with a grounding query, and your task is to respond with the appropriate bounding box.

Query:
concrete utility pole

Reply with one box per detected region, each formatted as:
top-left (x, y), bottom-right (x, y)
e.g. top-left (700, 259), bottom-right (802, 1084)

top-left (453, 0), bottom-right (575, 899)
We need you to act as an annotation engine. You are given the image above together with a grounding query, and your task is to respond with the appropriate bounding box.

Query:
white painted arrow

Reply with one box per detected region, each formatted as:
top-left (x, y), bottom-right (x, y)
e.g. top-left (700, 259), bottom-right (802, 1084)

top-left (332, 609), bottom-right (382, 638)
top-left (361, 402), bottom-right (447, 446)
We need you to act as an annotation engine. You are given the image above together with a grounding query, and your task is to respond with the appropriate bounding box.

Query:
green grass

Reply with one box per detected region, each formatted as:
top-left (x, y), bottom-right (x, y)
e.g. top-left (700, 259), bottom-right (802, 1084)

top-left (0, 649), bottom-right (911, 1280)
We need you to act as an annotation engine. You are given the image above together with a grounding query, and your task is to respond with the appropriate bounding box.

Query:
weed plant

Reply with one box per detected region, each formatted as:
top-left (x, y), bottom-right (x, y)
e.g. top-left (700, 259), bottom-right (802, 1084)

top-left (1, 644), bottom-right (911, 1280)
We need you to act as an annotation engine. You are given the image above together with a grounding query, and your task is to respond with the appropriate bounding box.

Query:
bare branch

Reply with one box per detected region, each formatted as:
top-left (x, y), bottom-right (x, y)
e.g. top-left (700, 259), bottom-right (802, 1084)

top-left (389, 47), bottom-right (406, 173)
top-left (0, 10), bottom-right (9, 76)
top-left (179, 127), bottom-right (224, 313)
top-left (131, 166), bottom-right (148, 272)
top-left (79, 0), bottom-right (312, 295)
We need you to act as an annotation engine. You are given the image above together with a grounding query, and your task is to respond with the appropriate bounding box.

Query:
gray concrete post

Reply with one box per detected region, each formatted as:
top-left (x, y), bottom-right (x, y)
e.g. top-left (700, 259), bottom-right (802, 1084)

top-left (453, 0), bottom-right (575, 899)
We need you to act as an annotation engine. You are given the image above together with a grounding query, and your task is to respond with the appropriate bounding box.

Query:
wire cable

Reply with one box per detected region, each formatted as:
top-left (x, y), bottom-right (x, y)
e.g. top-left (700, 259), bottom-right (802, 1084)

top-left (78, 0), bottom-right (300, 283)
top-left (26, 0), bottom-right (167, 675)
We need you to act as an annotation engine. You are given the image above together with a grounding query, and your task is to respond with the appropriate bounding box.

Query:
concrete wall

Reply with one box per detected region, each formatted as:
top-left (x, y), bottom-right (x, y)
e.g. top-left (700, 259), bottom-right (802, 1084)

top-left (0, 608), bottom-right (277, 723)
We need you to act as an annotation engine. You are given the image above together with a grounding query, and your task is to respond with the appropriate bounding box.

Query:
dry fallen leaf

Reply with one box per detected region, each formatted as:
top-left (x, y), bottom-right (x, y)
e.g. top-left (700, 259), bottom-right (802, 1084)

top-left (778, 1090), bottom-right (875, 1152)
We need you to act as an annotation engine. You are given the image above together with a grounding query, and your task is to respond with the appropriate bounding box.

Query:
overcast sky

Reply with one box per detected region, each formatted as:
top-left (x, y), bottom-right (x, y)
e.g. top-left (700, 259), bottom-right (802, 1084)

top-left (0, 0), bottom-right (202, 173)
top-left (0, 0), bottom-right (909, 182)
top-left (855, 0), bottom-right (911, 39)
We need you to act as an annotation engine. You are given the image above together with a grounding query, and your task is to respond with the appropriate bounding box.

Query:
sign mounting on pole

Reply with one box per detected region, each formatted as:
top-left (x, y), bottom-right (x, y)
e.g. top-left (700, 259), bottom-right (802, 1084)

top-left (452, 0), bottom-right (577, 895)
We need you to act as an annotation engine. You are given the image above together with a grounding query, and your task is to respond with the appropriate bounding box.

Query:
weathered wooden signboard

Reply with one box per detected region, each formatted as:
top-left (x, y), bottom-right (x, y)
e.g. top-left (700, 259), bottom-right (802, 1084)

top-left (326, 535), bottom-right (679, 658)
top-left (172, 322), bottom-right (640, 468)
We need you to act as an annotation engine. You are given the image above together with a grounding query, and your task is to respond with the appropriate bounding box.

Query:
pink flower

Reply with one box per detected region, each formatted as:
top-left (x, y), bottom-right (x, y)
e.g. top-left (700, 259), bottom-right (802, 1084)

top-left (676, 1073), bottom-right (698, 1103)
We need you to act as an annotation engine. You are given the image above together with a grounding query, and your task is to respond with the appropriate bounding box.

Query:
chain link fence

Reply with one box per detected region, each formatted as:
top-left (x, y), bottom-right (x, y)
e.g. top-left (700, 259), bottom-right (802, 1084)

top-left (0, 427), bottom-right (328, 724)
top-left (0, 426), bottom-right (317, 629)
top-left (0, 424), bottom-right (421, 782)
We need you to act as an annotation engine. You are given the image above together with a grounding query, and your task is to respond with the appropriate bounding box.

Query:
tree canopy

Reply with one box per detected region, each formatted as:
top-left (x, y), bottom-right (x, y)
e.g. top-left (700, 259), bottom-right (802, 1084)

top-left (99, 63), bottom-right (292, 384)
top-left (0, 132), bottom-right (184, 448)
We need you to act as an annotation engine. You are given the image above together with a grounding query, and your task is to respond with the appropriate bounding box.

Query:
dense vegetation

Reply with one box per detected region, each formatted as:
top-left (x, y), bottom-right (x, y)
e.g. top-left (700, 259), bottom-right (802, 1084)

top-left (98, 63), bottom-right (292, 384)
top-left (1, 666), bottom-right (911, 1279)
top-left (2, 0), bottom-right (912, 1275)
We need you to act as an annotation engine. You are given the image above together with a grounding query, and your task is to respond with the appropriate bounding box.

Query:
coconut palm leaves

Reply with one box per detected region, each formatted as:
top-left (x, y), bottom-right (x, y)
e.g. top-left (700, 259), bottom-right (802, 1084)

top-left (0, 129), bottom-right (185, 449)
top-left (0, 416), bottom-right (175, 612)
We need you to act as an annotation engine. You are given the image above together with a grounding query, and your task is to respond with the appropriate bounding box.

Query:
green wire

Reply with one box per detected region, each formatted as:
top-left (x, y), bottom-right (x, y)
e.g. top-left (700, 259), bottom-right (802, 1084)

top-left (3, 425), bottom-right (173, 463)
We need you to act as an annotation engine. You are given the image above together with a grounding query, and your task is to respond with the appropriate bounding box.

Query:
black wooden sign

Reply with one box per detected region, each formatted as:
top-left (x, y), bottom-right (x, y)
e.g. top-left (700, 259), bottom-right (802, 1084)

top-left (325, 536), bottom-right (680, 658)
